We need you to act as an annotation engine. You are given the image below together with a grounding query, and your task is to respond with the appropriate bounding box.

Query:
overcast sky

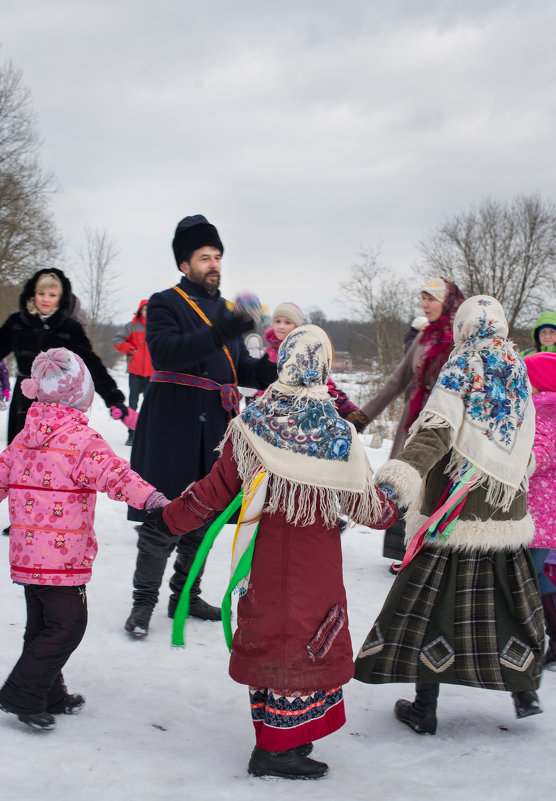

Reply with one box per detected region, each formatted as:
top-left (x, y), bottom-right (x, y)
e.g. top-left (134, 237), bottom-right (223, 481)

top-left (3, 0), bottom-right (556, 320)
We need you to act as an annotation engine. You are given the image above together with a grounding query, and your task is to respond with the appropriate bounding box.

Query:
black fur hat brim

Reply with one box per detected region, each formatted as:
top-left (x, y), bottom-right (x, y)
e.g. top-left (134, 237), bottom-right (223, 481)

top-left (172, 218), bottom-right (224, 267)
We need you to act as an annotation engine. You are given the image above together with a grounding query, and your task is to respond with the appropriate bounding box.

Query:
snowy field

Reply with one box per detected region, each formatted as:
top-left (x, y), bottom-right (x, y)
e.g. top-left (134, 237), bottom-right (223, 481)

top-left (0, 365), bottom-right (553, 801)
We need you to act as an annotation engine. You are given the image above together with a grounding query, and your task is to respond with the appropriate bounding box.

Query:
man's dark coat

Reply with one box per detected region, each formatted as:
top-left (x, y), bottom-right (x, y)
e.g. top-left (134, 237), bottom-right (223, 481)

top-left (128, 275), bottom-right (262, 521)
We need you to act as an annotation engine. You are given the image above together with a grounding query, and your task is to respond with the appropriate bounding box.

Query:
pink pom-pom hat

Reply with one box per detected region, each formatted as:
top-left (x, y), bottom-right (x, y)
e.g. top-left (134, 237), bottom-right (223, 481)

top-left (21, 348), bottom-right (95, 412)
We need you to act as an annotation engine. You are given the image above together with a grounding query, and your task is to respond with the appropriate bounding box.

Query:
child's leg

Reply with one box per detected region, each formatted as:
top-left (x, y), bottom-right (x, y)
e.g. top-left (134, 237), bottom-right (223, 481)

top-left (0, 585), bottom-right (87, 715)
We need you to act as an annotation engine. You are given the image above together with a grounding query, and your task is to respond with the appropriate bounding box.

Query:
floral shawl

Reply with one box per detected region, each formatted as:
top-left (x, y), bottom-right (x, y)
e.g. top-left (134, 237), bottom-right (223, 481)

top-left (220, 324), bottom-right (382, 527)
top-left (408, 296), bottom-right (535, 510)
top-left (406, 278), bottom-right (464, 431)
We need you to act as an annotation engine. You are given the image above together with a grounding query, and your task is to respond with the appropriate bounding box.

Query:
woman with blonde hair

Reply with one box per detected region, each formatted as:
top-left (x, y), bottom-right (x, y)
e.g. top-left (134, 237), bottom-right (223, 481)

top-left (0, 268), bottom-right (127, 444)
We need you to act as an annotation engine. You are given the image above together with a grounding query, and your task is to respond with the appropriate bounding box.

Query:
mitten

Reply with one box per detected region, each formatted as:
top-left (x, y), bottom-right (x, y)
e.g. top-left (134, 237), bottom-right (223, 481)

top-left (346, 409), bottom-right (371, 433)
top-left (254, 353), bottom-right (277, 386)
top-left (110, 403), bottom-right (129, 420)
top-left (211, 311), bottom-right (254, 347)
top-left (144, 490), bottom-right (171, 510)
top-left (2, 389), bottom-right (9, 401)
top-left (122, 408), bottom-right (139, 430)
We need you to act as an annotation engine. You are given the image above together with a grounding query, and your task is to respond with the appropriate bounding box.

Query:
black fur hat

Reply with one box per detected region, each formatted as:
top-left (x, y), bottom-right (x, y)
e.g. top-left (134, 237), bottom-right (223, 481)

top-left (172, 214), bottom-right (224, 268)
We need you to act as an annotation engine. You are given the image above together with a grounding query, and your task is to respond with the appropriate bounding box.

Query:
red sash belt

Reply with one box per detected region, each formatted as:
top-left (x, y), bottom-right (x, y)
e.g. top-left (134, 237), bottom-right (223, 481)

top-left (150, 370), bottom-right (240, 416)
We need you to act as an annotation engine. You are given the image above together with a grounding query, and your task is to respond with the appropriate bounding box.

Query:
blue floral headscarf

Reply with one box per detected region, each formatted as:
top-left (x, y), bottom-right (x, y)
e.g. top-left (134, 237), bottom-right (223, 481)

top-left (410, 296), bottom-right (535, 508)
top-left (221, 325), bottom-right (382, 527)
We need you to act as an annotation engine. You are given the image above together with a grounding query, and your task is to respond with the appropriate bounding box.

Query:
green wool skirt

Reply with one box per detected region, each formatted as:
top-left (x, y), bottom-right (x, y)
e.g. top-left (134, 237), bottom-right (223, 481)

top-left (354, 547), bottom-right (544, 692)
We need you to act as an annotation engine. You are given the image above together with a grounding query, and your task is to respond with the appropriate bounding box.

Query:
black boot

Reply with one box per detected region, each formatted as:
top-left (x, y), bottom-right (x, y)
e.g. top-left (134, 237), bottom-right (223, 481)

top-left (124, 605), bottom-right (153, 638)
top-left (247, 746), bottom-right (328, 779)
top-left (126, 526), bottom-right (172, 636)
top-left (17, 712), bottom-right (56, 731)
top-left (511, 690), bottom-right (543, 718)
top-left (125, 429), bottom-right (135, 446)
top-left (169, 543), bottom-right (221, 621)
top-left (48, 693), bottom-right (86, 715)
top-left (394, 682), bottom-right (439, 735)
top-left (1, 701), bottom-right (57, 730)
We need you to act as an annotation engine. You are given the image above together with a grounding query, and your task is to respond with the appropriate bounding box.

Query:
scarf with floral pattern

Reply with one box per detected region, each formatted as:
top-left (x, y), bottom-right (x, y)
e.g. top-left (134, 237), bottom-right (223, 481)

top-left (220, 324), bottom-right (382, 527)
top-left (409, 295), bottom-right (535, 510)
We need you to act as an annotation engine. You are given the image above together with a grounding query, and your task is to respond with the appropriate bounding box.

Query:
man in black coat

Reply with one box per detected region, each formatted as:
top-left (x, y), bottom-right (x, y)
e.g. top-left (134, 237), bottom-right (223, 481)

top-left (125, 215), bottom-right (275, 636)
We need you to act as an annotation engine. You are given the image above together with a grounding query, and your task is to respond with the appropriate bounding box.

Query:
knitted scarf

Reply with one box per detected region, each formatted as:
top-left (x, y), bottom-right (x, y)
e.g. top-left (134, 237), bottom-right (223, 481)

top-left (220, 324), bottom-right (382, 527)
top-left (407, 278), bottom-right (465, 431)
top-left (408, 295), bottom-right (535, 510)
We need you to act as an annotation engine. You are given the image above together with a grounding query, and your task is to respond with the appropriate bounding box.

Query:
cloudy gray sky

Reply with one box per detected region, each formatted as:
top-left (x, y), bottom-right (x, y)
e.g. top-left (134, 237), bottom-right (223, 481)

top-left (3, 0), bottom-right (555, 320)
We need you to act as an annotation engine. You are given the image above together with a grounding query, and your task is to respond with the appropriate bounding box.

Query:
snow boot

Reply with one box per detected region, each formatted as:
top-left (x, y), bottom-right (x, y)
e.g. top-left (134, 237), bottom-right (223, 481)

top-left (294, 742), bottom-right (313, 757)
top-left (49, 693), bottom-right (86, 715)
top-left (247, 746), bottom-right (328, 779)
top-left (511, 690), bottom-right (543, 718)
top-left (394, 682), bottom-right (439, 735)
top-left (124, 605), bottom-right (153, 638)
top-left (542, 592), bottom-right (556, 670)
top-left (17, 711), bottom-right (56, 731)
top-left (169, 550), bottom-right (221, 621)
top-left (125, 429), bottom-right (134, 446)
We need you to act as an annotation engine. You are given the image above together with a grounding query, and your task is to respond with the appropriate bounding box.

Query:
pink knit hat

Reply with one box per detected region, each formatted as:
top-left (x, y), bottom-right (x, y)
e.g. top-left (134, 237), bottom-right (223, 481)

top-left (524, 352), bottom-right (556, 393)
top-left (21, 348), bottom-right (95, 412)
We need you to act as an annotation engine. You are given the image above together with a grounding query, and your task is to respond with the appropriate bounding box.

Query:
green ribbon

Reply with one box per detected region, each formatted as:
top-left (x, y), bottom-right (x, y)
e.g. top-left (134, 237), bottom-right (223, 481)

top-left (221, 521), bottom-right (260, 651)
top-left (171, 491), bottom-right (243, 647)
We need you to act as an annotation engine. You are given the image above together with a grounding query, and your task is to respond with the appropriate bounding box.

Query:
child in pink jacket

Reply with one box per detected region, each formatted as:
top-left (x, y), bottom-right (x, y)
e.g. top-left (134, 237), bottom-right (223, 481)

top-left (262, 302), bottom-right (370, 431)
top-left (524, 352), bottom-right (556, 669)
top-left (0, 348), bottom-right (168, 731)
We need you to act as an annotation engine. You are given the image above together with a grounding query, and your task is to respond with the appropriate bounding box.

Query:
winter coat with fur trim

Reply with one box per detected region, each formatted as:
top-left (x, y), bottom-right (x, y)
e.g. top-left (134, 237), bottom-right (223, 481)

top-left (112, 299), bottom-right (153, 377)
top-left (0, 402), bottom-right (155, 586)
top-left (0, 268), bottom-right (125, 443)
top-left (163, 439), bottom-right (396, 690)
top-left (375, 425), bottom-right (534, 553)
top-left (528, 392), bottom-right (556, 548)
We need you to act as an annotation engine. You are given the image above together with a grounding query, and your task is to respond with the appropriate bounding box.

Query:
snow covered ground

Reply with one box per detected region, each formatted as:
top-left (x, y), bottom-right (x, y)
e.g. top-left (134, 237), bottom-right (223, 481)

top-left (0, 366), bottom-right (553, 801)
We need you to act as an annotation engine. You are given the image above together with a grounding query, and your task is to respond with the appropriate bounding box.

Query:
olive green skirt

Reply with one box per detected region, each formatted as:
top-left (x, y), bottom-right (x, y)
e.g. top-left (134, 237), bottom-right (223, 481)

top-left (354, 547), bottom-right (544, 691)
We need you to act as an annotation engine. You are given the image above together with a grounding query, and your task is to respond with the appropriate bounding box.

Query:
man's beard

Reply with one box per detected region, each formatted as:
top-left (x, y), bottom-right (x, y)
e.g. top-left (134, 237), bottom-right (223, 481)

top-left (202, 273), bottom-right (220, 295)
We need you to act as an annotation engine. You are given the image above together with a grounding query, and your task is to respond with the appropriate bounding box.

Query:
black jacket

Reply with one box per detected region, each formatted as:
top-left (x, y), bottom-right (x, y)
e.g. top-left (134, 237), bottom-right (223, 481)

top-left (0, 268), bottom-right (125, 442)
top-left (128, 275), bottom-right (265, 521)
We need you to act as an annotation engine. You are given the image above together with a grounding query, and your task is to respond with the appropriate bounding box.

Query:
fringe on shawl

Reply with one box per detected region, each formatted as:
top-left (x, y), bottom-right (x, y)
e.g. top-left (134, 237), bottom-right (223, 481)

top-left (410, 410), bottom-right (529, 512)
top-left (219, 423), bottom-right (383, 529)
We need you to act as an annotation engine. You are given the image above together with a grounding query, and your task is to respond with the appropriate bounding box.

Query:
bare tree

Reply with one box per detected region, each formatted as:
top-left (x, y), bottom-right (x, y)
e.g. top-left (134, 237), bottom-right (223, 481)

top-left (338, 248), bottom-right (414, 375)
top-left (418, 194), bottom-right (556, 331)
top-left (0, 58), bottom-right (61, 291)
top-left (73, 228), bottom-right (120, 350)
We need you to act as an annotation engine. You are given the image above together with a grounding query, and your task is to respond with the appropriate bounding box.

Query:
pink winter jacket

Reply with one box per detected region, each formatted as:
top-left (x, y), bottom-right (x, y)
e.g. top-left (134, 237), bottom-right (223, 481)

top-left (528, 391), bottom-right (556, 549)
top-left (0, 402), bottom-right (156, 586)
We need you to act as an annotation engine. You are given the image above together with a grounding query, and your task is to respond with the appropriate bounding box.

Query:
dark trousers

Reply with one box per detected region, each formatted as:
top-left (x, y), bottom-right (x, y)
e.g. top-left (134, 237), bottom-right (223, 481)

top-left (128, 374), bottom-right (150, 411)
top-left (132, 519), bottom-right (212, 611)
top-left (0, 584), bottom-right (88, 715)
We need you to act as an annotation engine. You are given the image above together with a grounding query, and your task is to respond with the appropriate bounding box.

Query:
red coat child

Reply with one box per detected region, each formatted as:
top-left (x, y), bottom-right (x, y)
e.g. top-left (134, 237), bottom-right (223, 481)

top-left (160, 324), bottom-right (396, 780)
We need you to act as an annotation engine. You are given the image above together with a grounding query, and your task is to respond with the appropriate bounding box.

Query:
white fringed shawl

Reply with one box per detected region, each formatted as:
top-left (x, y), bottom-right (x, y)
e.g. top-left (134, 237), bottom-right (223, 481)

top-left (219, 325), bottom-right (383, 528)
top-left (407, 296), bottom-right (535, 511)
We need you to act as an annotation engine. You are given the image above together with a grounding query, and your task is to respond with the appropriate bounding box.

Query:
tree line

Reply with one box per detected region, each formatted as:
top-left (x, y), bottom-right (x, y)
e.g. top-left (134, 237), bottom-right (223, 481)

top-left (1, 53), bottom-right (555, 383)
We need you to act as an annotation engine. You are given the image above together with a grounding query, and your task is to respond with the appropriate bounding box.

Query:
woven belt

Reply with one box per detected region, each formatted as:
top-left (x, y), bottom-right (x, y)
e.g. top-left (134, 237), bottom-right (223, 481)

top-left (150, 370), bottom-right (240, 416)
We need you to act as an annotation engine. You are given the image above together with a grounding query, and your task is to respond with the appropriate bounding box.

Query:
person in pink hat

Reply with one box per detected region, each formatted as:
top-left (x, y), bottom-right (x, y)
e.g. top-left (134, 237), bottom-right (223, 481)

top-left (0, 348), bottom-right (168, 732)
top-left (524, 351), bottom-right (556, 669)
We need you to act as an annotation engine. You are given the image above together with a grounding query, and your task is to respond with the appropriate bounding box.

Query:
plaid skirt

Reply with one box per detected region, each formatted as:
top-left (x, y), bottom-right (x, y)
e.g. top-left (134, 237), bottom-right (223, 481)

top-left (354, 547), bottom-right (544, 691)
